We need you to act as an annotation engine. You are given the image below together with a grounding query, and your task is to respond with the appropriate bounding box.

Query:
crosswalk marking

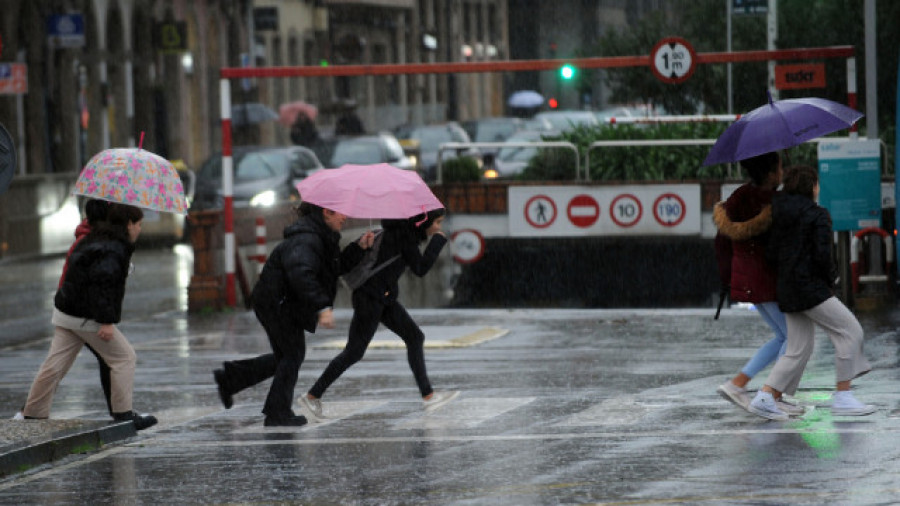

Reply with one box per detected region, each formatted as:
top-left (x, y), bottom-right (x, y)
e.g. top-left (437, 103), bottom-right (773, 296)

top-left (313, 326), bottom-right (509, 350)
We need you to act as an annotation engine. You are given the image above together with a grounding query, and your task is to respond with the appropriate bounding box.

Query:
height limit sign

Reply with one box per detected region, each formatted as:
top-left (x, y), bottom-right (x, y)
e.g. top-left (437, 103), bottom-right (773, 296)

top-left (650, 37), bottom-right (696, 84)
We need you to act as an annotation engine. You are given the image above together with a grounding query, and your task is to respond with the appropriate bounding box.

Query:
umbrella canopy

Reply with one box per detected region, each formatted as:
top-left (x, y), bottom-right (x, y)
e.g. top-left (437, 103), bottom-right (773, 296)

top-left (703, 93), bottom-right (863, 166)
top-left (231, 103), bottom-right (279, 127)
top-left (278, 101), bottom-right (319, 127)
top-left (295, 163), bottom-right (443, 219)
top-left (508, 90), bottom-right (544, 109)
top-left (73, 148), bottom-right (188, 214)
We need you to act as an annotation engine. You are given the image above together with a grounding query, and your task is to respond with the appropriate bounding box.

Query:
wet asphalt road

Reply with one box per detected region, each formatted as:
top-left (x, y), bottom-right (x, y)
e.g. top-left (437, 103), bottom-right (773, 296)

top-left (2, 246), bottom-right (900, 504)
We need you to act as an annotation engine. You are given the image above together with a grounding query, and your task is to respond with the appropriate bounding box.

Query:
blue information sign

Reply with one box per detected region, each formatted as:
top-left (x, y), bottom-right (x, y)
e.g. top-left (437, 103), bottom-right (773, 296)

top-left (817, 139), bottom-right (881, 231)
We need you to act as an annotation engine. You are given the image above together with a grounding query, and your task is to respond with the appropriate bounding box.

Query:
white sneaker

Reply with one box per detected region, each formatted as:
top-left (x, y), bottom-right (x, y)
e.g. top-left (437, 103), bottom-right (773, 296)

top-left (12, 412), bottom-right (24, 420)
top-left (831, 391), bottom-right (876, 416)
top-left (775, 398), bottom-right (805, 416)
top-left (423, 390), bottom-right (459, 412)
top-left (716, 381), bottom-right (750, 411)
top-left (748, 391), bottom-right (789, 421)
top-left (298, 396), bottom-right (327, 422)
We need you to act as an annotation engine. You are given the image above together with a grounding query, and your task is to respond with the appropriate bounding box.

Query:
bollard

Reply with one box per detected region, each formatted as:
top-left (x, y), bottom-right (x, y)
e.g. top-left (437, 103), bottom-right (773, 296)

top-left (248, 216), bottom-right (267, 273)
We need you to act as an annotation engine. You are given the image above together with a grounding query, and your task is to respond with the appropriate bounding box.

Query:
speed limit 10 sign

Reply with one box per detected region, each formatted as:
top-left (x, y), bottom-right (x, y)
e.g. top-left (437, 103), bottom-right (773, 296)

top-left (650, 37), bottom-right (696, 84)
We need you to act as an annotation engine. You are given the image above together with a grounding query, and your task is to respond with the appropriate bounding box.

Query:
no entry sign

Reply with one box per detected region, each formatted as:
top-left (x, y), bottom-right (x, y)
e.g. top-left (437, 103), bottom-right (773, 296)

top-left (567, 194), bottom-right (600, 228)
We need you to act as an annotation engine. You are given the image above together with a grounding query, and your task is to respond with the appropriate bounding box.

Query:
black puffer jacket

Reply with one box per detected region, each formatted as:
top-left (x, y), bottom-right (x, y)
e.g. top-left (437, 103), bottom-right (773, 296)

top-left (54, 226), bottom-right (135, 325)
top-left (767, 192), bottom-right (837, 312)
top-left (355, 219), bottom-right (447, 303)
top-left (251, 213), bottom-right (361, 333)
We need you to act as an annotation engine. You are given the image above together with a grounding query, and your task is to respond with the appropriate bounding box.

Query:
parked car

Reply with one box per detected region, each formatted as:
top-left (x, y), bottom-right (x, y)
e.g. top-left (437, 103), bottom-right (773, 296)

top-left (460, 117), bottom-right (526, 157)
top-left (393, 121), bottom-right (481, 181)
top-left (139, 159), bottom-right (196, 244)
top-left (309, 133), bottom-right (415, 172)
top-left (532, 110), bottom-right (599, 133)
top-left (190, 145), bottom-right (323, 211)
top-left (487, 129), bottom-right (562, 179)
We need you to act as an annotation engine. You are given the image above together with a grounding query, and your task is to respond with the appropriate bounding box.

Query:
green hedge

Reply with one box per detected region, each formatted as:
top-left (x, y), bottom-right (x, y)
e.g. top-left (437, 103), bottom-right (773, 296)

top-left (442, 156), bottom-right (481, 182)
top-left (518, 122), bottom-right (825, 181)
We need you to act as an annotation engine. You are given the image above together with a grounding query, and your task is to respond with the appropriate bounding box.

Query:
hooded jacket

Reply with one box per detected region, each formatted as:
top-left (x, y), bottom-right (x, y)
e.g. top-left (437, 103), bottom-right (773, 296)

top-left (767, 192), bottom-right (836, 312)
top-left (54, 224), bottom-right (135, 325)
top-left (354, 218), bottom-right (447, 304)
top-left (251, 213), bottom-right (361, 333)
top-left (713, 183), bottom-right (777, 303)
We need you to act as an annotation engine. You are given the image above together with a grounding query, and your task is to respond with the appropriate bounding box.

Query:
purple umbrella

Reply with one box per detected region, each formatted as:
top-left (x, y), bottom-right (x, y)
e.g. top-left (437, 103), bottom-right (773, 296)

top-left (702, 92), bottom-right (863, 166)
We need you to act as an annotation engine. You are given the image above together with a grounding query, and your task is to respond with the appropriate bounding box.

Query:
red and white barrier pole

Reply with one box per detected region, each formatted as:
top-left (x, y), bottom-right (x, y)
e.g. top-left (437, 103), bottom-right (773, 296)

top-left (220, 78), bottom-right (236, 307)
top-left (249, 216), bottom-right (267, 273)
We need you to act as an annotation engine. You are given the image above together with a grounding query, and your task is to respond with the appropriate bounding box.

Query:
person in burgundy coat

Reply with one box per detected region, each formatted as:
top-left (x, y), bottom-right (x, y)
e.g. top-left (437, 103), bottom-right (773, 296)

top-left (713, 151), bottom-right (803, 416)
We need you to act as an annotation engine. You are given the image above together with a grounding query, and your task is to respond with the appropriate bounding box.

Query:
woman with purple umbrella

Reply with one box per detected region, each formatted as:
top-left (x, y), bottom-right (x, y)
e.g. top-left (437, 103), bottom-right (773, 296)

top-left (713, 152), bottom-right (803, 417)
top-left (299, 208), bottom-right (459, 422)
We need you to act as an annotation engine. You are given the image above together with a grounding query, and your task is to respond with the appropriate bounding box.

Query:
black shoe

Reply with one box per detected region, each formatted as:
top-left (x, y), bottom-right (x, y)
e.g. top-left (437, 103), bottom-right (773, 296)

top-left (264, 415), bottom-right (308, 427)
top-left (113, 410), bottom-right (158, 431)
top-left (213, 369), bottom-right (233, 409)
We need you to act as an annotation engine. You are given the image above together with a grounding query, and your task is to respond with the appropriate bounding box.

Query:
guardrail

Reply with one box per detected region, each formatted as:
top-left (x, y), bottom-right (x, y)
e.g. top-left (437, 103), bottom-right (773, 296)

top-left (436, 141), bottom-right (580, 182)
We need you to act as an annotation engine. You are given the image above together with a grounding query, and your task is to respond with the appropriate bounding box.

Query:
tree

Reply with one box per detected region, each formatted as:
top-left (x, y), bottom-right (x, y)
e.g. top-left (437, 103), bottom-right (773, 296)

top-left (593, 0), bottom-right (898, 150)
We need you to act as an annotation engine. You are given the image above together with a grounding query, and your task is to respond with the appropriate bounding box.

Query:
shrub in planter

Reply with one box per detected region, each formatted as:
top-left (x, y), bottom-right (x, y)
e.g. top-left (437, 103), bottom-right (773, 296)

top-left (441, 156), bottom-right (481, 182)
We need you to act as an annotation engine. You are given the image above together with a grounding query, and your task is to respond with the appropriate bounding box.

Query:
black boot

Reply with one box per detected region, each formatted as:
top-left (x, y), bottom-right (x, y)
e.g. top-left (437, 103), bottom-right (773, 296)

top-left (213, 369), bottom-right (233, 409)
top-left (113, 410), bottom-right (158, 431)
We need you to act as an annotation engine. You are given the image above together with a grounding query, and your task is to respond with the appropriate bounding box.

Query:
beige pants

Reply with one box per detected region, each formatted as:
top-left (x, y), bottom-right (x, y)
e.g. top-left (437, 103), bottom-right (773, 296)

top-left (23, 324), bottom-right (136, 418)
top-left (765, 296), bottom-right (871, 396)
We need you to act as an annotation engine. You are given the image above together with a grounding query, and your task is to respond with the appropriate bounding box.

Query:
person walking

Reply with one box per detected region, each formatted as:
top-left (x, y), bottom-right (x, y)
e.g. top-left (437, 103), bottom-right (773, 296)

top-left (748, 165), bottom-right (874, 421)
top-left (713, 152), bottom-right (802, 416)
top-left (213, 203), bottom-right (369, 427)
top-left (19, 203), bottom-right (157, 430)
top-left (298, 208), bottom-right (459, 422)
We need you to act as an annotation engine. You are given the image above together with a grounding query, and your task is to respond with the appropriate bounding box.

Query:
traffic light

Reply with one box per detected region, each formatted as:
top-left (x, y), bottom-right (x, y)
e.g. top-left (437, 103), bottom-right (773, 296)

top-left (548, 97), bottom-right (558, 109)
top-left (559, 64), bottom-right (576, 81)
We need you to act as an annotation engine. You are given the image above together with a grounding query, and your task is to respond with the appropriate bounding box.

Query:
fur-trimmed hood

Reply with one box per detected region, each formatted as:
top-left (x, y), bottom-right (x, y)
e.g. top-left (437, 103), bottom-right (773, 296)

top-left (713, 202), bottom-right (772, 242)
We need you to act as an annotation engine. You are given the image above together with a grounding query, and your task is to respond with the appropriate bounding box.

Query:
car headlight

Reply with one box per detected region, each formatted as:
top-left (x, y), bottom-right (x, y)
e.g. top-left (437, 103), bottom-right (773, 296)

top-left (249, 190), bottom-right (277, 207)
top-left (482, 168), bottom-right (500, 179)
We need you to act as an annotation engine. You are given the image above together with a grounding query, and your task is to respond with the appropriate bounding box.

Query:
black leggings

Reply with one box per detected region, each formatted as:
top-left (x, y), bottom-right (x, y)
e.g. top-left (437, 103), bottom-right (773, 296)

top-left (308, 291), bottom-right (432, 399)
top-left (219, 306), bottom-right (306, 419)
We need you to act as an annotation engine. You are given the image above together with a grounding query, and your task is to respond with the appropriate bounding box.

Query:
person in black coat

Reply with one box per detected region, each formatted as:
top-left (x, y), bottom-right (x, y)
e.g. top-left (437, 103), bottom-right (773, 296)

top-left (747, 165), bottom-right (874, 421)
top-left (213, 203), bottom-right (370, 426)
top-left (20, 203), bottom-right (157, 430)
top-left (298, 208), bottom-right (459, 422)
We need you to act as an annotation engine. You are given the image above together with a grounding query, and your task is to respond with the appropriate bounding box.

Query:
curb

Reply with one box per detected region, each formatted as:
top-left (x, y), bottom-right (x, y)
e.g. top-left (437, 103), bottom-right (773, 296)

top-left (0, 421), bottom-right (136, 478)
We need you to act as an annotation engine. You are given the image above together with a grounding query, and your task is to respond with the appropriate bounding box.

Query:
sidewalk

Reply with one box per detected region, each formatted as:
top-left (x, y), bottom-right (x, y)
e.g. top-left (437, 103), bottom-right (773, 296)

top-left (0, 419), bottom-right (135, 478)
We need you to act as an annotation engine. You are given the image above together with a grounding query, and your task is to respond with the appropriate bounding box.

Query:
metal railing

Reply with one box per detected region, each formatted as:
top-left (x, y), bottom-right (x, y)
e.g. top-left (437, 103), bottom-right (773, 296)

top-left (436, 141), bottom-right (580, 182)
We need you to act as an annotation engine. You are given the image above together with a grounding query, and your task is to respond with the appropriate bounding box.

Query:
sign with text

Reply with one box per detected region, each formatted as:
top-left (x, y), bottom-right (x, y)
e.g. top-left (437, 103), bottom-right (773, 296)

top-left (509, 185), bottom-right (701, 237)
top-left (775, 63), bottom-right (826, 90)
top-left (818, 139), bottom-right (881, 231)
top-left (0, 63), bottom-right (27, 94)
top-left (47, 14), bottom-right (85, 48)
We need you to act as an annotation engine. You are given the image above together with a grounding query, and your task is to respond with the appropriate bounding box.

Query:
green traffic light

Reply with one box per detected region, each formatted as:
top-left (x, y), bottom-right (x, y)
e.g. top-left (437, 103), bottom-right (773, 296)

top-left (559, 64), bottom-right (575, 80)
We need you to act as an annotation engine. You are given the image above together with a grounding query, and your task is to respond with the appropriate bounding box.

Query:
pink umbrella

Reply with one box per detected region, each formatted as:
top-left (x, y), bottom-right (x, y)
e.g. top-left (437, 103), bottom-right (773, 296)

top-left (278, 101), bottom-right (318, 127)
top-left (295, 163), bottom-right (443, 219)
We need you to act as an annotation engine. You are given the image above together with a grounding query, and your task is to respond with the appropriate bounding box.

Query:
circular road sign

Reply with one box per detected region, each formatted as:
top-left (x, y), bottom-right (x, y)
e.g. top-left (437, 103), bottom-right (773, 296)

top-left (653, 193), bottom-right (686, 227)
top-left (524, 194), bottom-right (557, 229)
top-left (610, 193), bottom-right (642, 228)
top-left (451, 229), bottom-right (485, 264)
top-left (566, 194), bottom-right (600, 228)
top-left (650, 37), bottom-right (696, 84)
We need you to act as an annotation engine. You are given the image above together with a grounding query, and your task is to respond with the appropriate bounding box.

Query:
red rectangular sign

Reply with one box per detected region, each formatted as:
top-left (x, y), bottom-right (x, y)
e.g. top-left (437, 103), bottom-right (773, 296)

top-left (774, 63), bottom-right (826, 90)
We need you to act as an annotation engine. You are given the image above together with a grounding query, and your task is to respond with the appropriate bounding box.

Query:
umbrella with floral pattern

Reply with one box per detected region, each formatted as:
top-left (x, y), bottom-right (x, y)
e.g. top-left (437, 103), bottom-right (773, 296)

top-left (73, 148), bottom-right (188, 214)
